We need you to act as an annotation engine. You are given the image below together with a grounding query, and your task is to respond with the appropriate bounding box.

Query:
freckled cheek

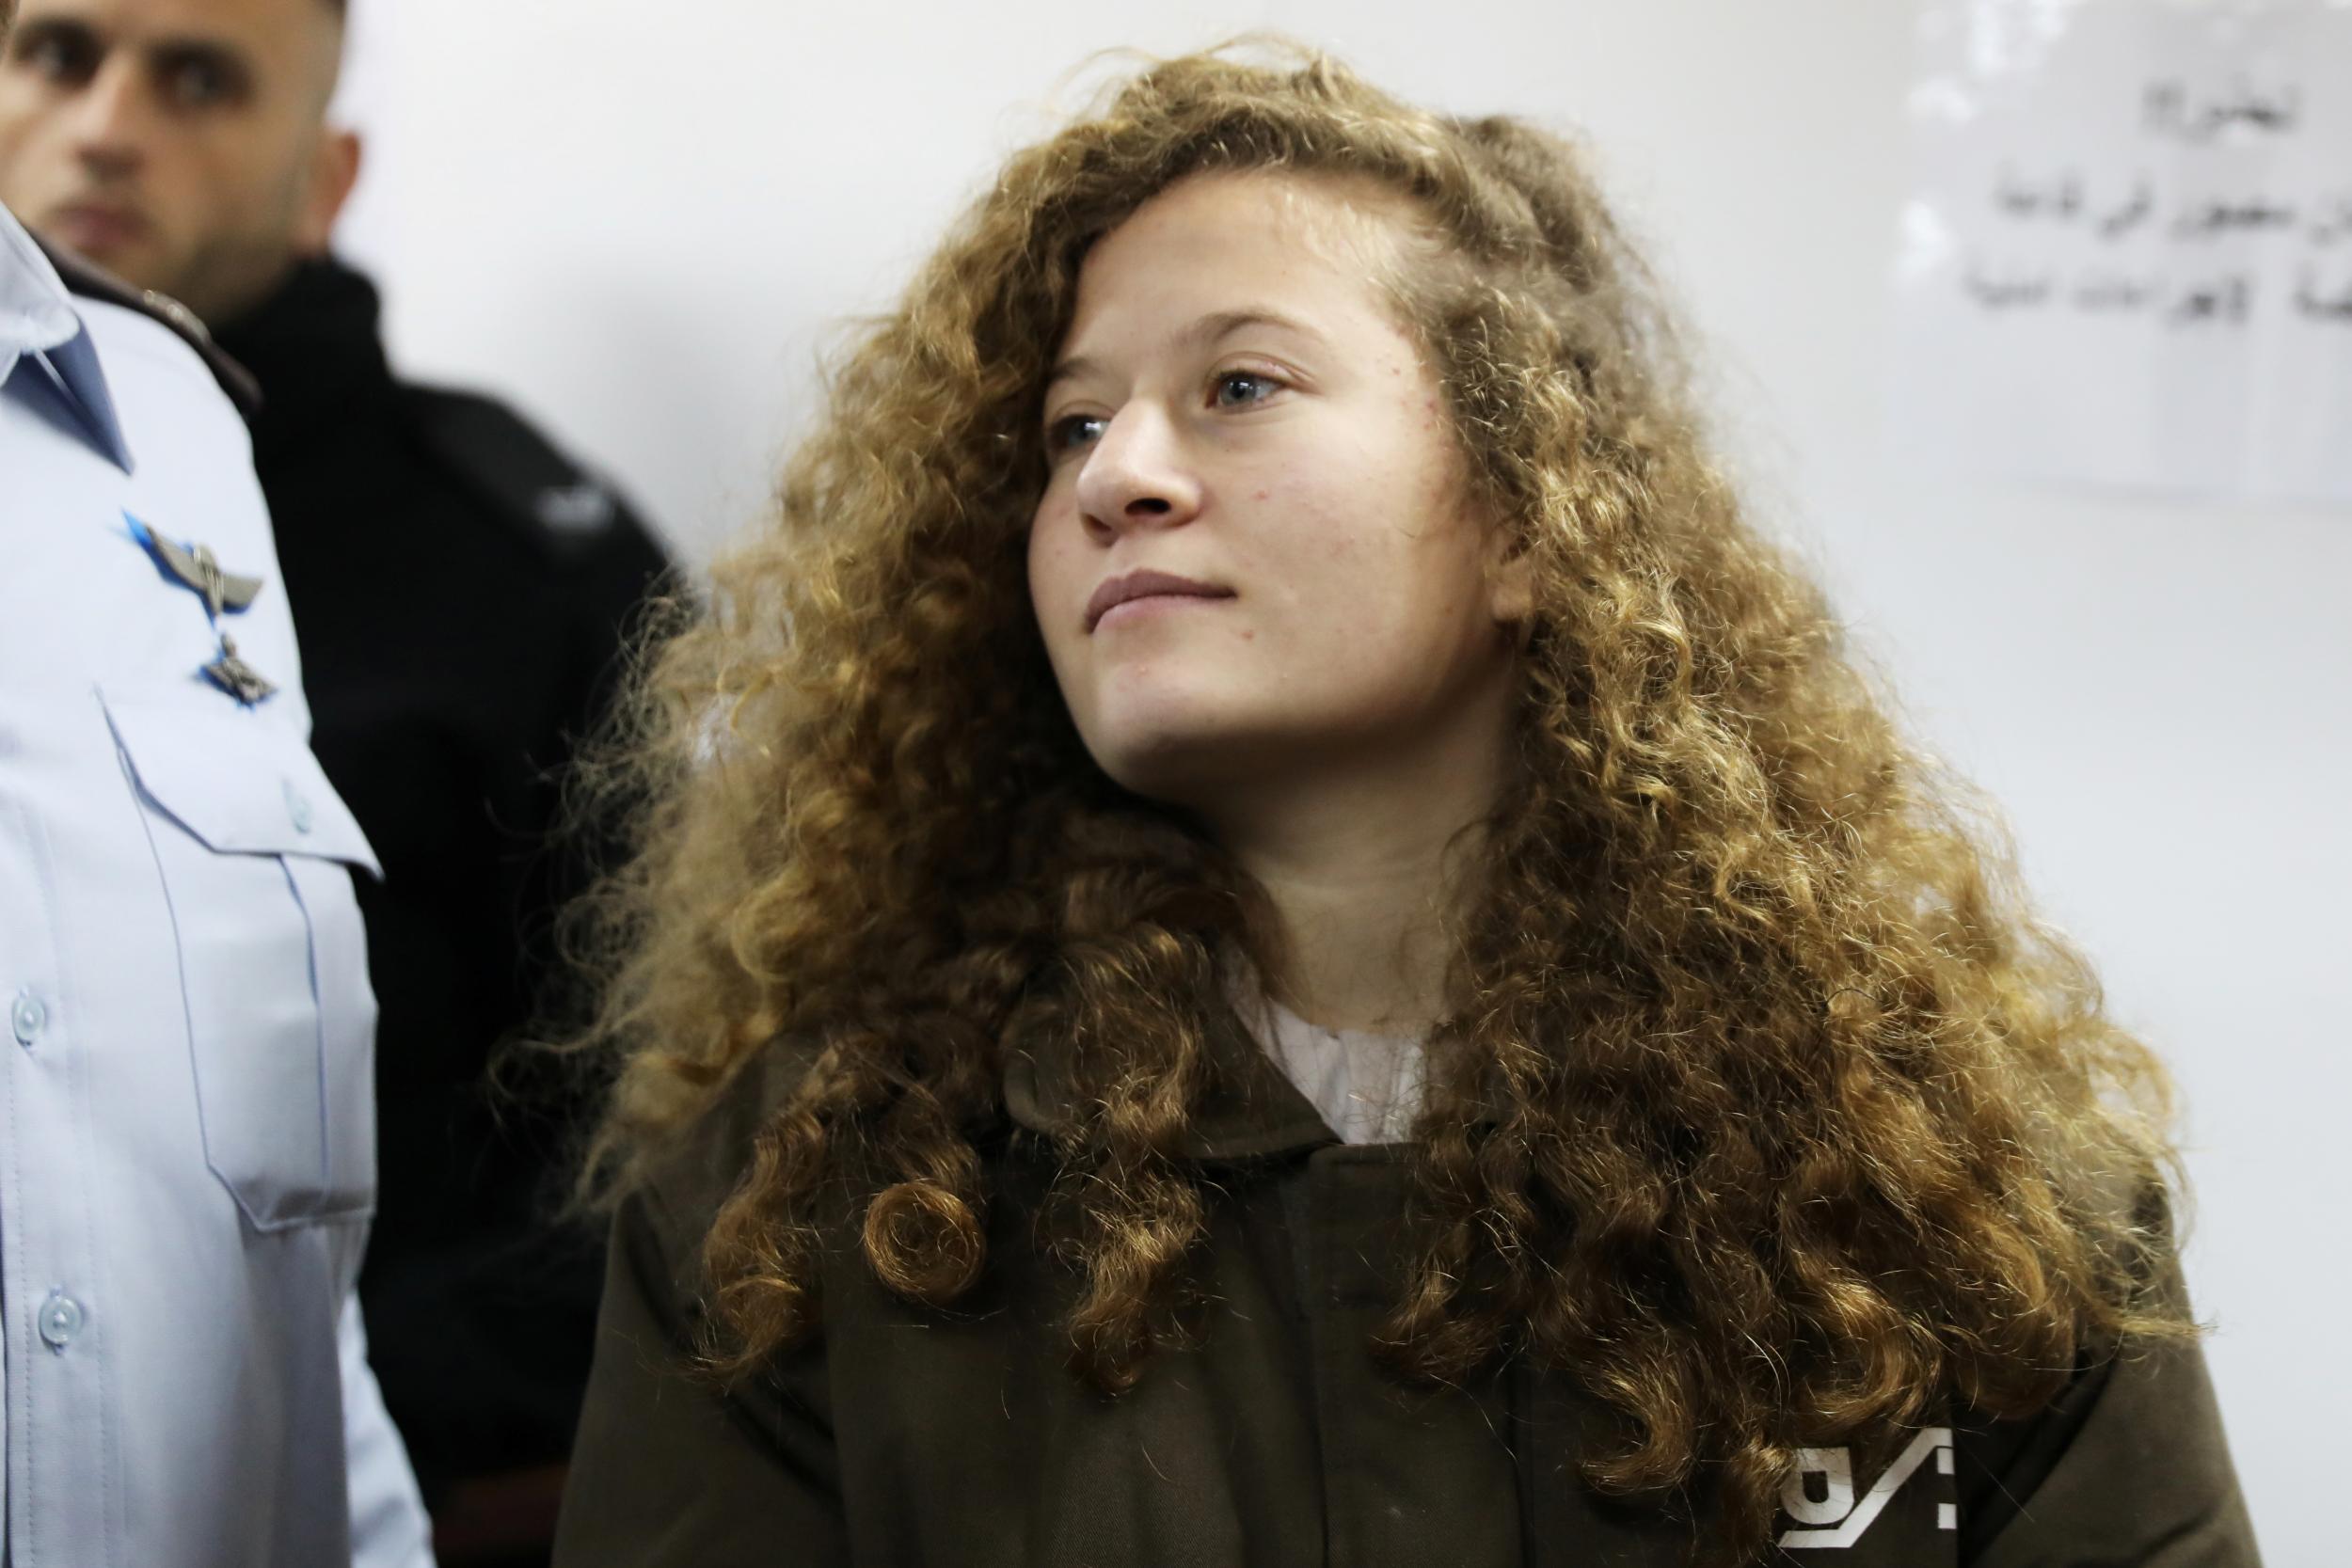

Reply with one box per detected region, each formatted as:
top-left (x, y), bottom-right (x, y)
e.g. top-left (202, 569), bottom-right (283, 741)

top-left (1026, 528), bottom-right (1082, 640)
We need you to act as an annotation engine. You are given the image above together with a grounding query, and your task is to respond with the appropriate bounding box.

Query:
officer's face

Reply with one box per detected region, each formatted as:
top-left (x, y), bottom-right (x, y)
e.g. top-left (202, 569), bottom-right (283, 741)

top-left (0, 0), bottom-right (352, 326)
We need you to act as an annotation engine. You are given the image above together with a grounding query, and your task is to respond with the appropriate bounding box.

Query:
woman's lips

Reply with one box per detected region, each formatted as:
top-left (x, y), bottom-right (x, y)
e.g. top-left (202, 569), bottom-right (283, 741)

top-left (1085, 569), bottom-right (1234, 632)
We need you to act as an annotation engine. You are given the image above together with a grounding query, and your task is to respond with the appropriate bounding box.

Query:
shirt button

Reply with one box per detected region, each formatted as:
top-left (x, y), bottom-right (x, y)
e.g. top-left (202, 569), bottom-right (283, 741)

top-left (284, 780), bottom-right (314, 834)
top-left (39, 1291), bottom-right (85, 1350)
top-left (11, 990), bottom-right (45, 1047)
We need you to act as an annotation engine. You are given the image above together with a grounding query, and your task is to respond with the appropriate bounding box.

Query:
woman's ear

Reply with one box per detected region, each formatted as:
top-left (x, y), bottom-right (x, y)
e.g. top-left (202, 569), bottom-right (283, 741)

top-left (1485, 521), bottom-right (1534, 627)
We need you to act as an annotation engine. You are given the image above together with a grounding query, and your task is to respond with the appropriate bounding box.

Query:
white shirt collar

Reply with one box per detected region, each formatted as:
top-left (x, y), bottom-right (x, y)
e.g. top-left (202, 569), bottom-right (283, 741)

top-left (1, 200), bottom-right (135, 471)
top-left (0, 199), bottom-right (81, 365)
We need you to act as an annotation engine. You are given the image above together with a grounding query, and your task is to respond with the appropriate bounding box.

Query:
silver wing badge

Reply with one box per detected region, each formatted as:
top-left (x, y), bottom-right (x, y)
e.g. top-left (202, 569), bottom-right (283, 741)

top-left (147, 531), bottom-right (263, 618)
top-left (125, 515), bottom-right (277, 706)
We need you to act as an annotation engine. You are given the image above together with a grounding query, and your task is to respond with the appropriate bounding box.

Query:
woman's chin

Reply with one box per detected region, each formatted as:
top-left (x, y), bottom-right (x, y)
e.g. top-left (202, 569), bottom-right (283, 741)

top-left (1085, 719), bottom-right (1273, 809)
top-left (1092, 740), bottom-right (1226, 806)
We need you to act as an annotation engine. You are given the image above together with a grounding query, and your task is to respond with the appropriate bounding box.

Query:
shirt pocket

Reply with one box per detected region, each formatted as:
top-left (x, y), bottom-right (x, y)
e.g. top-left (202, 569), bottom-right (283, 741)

top-left (102, 688), bottom-right (383, 1232)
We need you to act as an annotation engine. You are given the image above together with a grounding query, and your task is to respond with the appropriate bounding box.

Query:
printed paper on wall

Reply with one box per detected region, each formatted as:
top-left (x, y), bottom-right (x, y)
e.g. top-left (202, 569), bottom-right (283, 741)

top-left (1892, 0), bottom-right (2352, 503)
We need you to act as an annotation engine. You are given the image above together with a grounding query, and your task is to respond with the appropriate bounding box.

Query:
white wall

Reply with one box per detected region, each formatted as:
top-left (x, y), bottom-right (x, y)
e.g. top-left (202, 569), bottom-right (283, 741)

top-left (339, 2), bottom-right (2347, 1556)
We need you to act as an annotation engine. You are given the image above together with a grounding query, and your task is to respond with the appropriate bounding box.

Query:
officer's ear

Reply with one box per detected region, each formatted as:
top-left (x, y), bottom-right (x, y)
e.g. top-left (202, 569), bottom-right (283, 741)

top-left (294, 129), bottom-right (363, 258)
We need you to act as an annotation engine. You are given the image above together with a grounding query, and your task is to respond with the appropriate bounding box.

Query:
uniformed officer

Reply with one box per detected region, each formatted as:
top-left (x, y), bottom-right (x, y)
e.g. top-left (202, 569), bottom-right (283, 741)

top-left (0, 28), bottom-right (435, 1558)
top-left (0, 3), bottom-right (671, 1560)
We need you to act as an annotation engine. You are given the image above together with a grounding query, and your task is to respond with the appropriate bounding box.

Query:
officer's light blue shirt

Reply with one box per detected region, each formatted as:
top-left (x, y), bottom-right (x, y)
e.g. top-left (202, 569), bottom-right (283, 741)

top-left (0, 201), bottom-right (433, 1568)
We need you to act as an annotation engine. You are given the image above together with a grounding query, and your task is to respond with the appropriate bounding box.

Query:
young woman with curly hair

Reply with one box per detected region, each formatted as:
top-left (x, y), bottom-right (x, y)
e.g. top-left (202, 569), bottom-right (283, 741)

top-left (550, 45), bottom-right (2255, 1568)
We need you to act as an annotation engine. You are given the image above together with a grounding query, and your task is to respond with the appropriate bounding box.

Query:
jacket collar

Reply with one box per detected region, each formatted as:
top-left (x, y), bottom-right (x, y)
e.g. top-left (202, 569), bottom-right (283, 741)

top-left (215, 255), bottom-right (396, 458)
top-left (1003, 1000), bottom-right (1340, 1164)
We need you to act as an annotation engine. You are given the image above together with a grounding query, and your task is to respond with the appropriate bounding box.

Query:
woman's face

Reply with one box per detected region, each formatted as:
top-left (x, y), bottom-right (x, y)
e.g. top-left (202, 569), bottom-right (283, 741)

top-left (1027, 170), bottom-right (1523, 810)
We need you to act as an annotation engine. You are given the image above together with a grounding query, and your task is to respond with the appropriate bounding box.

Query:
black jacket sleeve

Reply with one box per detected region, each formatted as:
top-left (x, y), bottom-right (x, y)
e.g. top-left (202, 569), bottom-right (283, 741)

top-left (552, 1179), bottom-right (849, 1567)
top-left (1957, 1275), bottom-right (2260, 1566)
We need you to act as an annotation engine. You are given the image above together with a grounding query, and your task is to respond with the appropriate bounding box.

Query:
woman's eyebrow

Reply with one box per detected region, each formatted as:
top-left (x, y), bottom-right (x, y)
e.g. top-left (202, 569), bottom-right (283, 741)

top-left (1046, 307), bottom-right (1328, 397)
top-left (1181, 307), bottom-right (1327, 350)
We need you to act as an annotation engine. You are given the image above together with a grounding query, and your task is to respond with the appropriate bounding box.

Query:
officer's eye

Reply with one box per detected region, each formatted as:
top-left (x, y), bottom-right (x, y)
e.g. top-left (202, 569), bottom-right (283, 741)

top-left (10, 24), bottom-right (103, 87)
top-left (1211, 370), bottom-right (1283, 409)
top-left (156, 46), bottom-right (250, 110)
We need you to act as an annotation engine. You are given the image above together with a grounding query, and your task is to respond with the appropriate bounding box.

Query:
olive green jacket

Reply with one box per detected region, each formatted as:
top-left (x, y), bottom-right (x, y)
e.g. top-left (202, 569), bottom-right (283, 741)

top-left (553, 1020), bottom-right (2258, 1567)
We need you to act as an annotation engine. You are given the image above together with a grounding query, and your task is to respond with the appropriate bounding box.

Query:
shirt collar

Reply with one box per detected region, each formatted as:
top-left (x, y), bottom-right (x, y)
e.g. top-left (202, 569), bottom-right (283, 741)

top-left (0, 201), bottom-right (80, 359)
top-left (0, 201), bottom-right (134, 471)
top-left (1003, 1000), bottom-right (1341, 1163)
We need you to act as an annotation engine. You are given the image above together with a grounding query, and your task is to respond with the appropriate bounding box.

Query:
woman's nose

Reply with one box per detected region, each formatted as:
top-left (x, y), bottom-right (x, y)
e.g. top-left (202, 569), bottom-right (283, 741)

top-left (1074, 404), bottom-right (1203, 540)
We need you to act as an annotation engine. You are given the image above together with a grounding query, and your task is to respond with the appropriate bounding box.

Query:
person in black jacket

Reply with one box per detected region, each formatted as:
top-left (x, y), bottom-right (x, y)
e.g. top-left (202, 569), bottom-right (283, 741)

top-left (222, 261), bottom-right (669, 1565)
top-left (0, 3), bottom-right (669, 1561)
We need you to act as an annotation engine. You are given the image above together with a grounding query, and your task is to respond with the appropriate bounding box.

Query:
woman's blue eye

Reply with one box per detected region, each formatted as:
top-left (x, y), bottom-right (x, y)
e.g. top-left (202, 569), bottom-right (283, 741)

top-left (1047, 414), bottom-right (1105, 453)
top-left (1214, 372), bottom-right (1279, 408)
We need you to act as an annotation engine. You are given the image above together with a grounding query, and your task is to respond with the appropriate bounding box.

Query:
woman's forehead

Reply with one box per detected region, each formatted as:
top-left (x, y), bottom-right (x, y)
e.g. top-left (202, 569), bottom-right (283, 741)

top-left (1086, 167), bottom-right (1414, 279)
top-left (1054, 170), bottom-right (1419, 363)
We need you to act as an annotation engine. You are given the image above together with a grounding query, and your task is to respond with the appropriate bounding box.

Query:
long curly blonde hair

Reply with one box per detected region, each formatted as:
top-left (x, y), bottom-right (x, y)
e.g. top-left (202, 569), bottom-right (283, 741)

top-left (573, 43), bottom-right (2185, 1557)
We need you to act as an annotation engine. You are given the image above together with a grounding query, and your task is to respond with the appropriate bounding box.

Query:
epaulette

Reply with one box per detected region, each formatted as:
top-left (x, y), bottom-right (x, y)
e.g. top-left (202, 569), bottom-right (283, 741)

top-left (31, 233), bottom-right (261, 417)
top-left (403, 385), bottom-right (638, 564)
